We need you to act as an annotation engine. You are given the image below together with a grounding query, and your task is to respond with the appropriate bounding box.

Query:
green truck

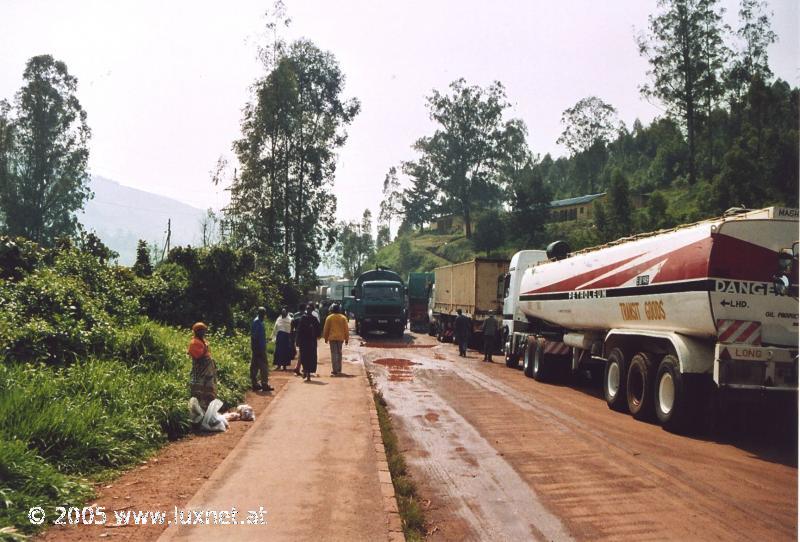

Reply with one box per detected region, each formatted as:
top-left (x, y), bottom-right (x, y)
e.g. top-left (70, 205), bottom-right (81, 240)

top-left (351, 267), bottom-right (407, 338)
top-left (407, 272), bottom-right (434, 332)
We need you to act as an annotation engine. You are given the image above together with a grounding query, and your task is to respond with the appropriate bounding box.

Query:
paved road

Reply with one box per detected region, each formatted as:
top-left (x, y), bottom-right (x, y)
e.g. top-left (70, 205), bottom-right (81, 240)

top-left (159, 350), bottom-right (389, 542)
top-left (359, 331), bottom-right (797, 541)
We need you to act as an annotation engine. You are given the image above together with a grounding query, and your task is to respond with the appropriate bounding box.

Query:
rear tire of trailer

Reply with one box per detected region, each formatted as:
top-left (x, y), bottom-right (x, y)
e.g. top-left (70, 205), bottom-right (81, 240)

top-left (655, 355), bottom-right (690, 432)
top-left (626, 352), bottom-right (657, 420)
top-left (505, 342), bottom-right (519, 368)
top-left (603, 348), bottom-right (627, 412)
top-left (531, 341), bottom-right (551, 382)
top-left (523, 338), bottom-right (535, 378)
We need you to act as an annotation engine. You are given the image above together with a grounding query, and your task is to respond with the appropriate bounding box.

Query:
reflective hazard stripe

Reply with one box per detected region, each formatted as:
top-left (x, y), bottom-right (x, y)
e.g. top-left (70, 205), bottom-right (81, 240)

top-left (717, 319), bottom-right (762, 345)
top-left (543, 341), bottom-right (570, 356)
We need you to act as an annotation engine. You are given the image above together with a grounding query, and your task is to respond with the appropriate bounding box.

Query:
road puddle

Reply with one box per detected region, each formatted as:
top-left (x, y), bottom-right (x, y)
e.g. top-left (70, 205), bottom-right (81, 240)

top-left (374, 358), bottom-right (418, 382)
top-left (360, 342), bottom-right (436, 349)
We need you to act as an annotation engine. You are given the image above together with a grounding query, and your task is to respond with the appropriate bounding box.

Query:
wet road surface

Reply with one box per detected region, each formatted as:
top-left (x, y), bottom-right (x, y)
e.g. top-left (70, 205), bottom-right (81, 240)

top-left (357, 331), bottom-right (797, 541)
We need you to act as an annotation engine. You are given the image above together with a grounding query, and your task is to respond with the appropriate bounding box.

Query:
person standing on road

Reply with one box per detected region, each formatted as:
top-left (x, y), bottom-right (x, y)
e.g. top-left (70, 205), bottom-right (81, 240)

top-left (295, 303), bottom-right (321, 381)
top-left (454, 309), bottom-right (471, 357)
top-left (291, 303), bottom-right (305, 376)
top-left (250, 307), bottom-right (274, 392)
top-left (323, 303), bottom-right (349, 376)
top-left (188, 322), bottom-right (218, 409)
top-left (271, 307), bottom-right (293, 370)
top-left (481, 311), bottom-right (498, 362)
top-left (312, 303), bottom-right (321, 323)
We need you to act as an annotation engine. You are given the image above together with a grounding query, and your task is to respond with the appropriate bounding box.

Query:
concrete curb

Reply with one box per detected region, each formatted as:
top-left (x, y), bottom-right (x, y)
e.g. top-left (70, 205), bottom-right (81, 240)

top-left (361, 356), bottom-right (405, 542)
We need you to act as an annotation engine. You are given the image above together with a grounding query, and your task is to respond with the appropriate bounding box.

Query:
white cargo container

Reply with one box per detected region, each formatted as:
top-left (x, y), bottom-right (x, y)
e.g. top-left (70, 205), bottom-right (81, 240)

top-left (430, 258), bottom-right (509, 341)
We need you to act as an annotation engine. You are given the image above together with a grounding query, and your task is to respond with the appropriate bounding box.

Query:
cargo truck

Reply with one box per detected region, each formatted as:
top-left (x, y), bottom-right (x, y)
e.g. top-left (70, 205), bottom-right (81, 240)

top-left (430, 258), bottom-right (509, 345)
top-left (502, 207), bottom-right (798, 431)
top-left (407, 272), bottom-right (434, 332)
top-left (351, 267), bottom-right (407, 337)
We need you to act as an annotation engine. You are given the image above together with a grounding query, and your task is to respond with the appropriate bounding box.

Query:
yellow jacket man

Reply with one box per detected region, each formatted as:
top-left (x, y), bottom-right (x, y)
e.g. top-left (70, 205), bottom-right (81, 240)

top-left (323, 304), bottom-right (349, 376)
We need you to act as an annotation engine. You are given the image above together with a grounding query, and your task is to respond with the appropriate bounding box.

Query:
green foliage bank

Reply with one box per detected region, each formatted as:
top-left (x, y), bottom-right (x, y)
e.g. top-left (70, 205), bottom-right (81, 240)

top-left (0, 238), bottom-right (278, 537)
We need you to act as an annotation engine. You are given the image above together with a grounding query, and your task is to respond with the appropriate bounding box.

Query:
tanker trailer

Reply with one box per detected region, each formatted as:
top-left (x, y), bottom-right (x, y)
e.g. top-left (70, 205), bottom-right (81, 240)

top-left (505, 207), bottom-right (798, 431)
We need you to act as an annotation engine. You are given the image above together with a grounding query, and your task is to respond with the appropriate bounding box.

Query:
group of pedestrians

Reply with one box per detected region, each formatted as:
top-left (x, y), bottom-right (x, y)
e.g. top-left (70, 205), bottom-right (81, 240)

top-left (185, 302), bottom-right (349, 421)
top-left (252, 302), bottom-right (350, 384)
top-left (453, 308), bottom-right (498, 362)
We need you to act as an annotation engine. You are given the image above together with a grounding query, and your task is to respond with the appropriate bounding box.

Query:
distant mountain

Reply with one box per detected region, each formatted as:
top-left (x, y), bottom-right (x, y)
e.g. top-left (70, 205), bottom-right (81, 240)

top-left (79, 176), bottom-right (207, 265)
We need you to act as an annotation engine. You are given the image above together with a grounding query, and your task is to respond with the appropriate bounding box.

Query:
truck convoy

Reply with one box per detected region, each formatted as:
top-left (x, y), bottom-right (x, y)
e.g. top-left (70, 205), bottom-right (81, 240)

top-left (502, 207), bottom-right (798, 431)
top-left (407, 272), bottom-right (434, 332)
top-left (351, 267), bottom-right (407, 338)
top-left (429, 258), bottom-right (509, 345)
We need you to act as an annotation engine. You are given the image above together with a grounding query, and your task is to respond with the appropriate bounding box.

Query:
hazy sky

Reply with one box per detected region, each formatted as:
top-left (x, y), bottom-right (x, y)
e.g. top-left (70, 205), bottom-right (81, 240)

top-left (1, 0), bottom-right (797, 223)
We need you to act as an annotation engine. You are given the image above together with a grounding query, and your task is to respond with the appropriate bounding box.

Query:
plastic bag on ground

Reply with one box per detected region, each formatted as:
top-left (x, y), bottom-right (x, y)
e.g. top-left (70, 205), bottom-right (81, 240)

top-left (223, 411), bottom-right (241, 422)
top-left (236, 404), bottom-right (255, 421)
top-left (188, 397), bottom-right (204, 424)
top-left (200, 399), bottom-right (229, 432)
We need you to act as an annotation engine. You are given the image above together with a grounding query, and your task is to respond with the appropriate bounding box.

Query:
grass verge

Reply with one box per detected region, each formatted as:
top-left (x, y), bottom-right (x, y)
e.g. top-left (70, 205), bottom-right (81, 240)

top-left (0, 323), bottom-right (252, 539)
top-left (372, 390), bottom-right (427, 541)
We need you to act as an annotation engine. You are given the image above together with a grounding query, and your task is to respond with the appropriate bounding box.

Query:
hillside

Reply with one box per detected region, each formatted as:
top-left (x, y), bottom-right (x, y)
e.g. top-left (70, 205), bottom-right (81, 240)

top-left (79, 176), bottom-right (207, 265)
top-left (371, 181), bottom-right (756, 276)
top-left (371, 232), bottom-right (478, 275)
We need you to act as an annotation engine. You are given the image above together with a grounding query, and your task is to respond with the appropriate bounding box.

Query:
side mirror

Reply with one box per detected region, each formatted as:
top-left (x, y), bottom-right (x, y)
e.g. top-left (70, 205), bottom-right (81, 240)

top-left (773, 249), bottom-right (795, 296)
top-left (350, 288), bottom-right (356, 296)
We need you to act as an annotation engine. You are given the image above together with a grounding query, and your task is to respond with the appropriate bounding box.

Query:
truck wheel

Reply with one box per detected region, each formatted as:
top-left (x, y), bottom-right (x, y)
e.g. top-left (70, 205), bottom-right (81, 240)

top-left (523, 338), bottom-right (535, 378)
top-left (626, 352), bottom-right (657, 420)
top-left (603, 347), bottom-right (627, 412)
top-left (505, 340), bottom-right (519, 368)
top-left (655, 355), bottom-right (689, 432)
top-left (532, 341), bottom-right (550, 382)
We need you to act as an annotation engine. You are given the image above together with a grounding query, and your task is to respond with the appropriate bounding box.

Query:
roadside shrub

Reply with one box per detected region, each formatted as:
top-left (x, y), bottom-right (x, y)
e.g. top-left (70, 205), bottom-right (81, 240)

top-left (0, 236), bottom-right (43, 280)
top-left (436, 237), bottom-right (474, 263)
top-left (141, 262), bottom-right (191, 326)
top-left (0, 438), bottom-right (92, 536)
top-left (0, 327), bottom-right (250, 476)
top-left (107, 321), bottom-right (181, 372)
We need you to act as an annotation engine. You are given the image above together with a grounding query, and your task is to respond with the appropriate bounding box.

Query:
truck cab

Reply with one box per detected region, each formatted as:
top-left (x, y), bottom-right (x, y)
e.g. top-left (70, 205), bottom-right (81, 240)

top-left (352, 267), bottom-right (407, 338)
top-left (502, 250), bottom-right (548, 362)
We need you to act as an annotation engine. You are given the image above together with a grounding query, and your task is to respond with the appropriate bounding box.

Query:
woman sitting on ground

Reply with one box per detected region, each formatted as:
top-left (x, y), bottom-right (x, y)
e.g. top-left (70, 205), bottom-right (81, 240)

top-left (188, 322), bottom-right (218, 409)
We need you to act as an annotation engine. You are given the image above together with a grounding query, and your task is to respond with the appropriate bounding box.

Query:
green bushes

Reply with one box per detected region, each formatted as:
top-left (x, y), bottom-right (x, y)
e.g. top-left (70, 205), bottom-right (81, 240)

top-left (142, 246), bottom-right (285, 330)
top-left (0, 438), bottom-right (93, 537)
top-left (0, 326), bottom-right (252, 535)
top-left (0, 238), bottom-right (261, 536)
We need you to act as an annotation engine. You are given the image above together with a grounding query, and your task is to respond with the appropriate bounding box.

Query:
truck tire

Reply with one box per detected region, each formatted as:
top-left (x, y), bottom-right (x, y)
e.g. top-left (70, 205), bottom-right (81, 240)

top-left (603, 348), bottom-right (627, 412)
top-left (505, 339), bottom-right (519, 368)
top-left (626, 352), bottom-right (657, 420)
top-left (655, 355), bottom-right (690, 432)
top-left (531, 341), bottom-right (550, 382)
top-left (523, 338), bottom-right (535, 378)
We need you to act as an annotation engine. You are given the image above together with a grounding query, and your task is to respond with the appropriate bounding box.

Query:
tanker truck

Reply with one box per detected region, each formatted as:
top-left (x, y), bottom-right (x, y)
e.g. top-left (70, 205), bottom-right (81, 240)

top-left (502, 207), bottom-right (798, 431)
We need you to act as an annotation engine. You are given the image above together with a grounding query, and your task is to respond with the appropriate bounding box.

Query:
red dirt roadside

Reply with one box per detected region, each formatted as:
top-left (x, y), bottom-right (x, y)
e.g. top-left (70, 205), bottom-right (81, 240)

top-left (36, 372), bottom-right (293, 542)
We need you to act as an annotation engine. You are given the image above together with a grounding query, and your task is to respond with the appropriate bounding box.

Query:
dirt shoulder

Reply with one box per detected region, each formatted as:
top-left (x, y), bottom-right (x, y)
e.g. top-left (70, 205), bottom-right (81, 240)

top-left (36, 371), bottom-right (294, 542)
